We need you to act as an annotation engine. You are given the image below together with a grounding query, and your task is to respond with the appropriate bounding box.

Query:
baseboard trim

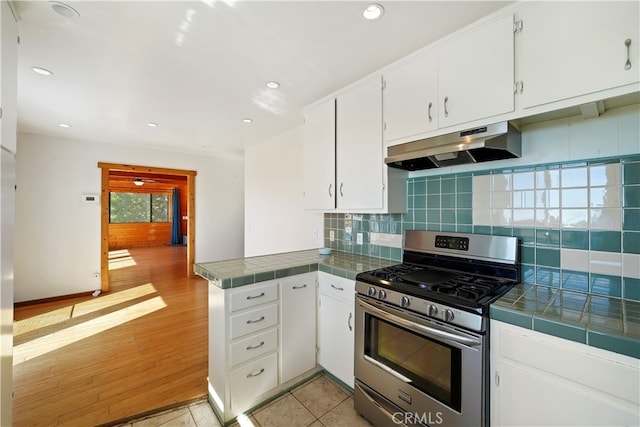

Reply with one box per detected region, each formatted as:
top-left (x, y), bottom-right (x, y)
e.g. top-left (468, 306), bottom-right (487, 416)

top-left (14, 291), bottom-right (98, 308)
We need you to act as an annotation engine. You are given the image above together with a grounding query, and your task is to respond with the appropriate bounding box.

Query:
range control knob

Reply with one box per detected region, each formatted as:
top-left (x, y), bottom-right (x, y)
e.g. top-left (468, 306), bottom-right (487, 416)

top-left (400, 296), bottom-right (410, 307)
top-left (378, 289), bottom-right (387, 299)
top-left (367, 287), bottom-right (377, 297)
top-left (444, 309), bottom-right (455, 322)
top-left (428, 304), bottom-right (439, 317)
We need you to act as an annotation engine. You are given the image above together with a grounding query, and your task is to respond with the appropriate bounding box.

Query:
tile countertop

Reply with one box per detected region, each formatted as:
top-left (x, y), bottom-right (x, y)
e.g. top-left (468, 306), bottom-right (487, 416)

top-left (194, 249), bottom-right (398, 288)
top-left (195, 251), bottom-right (639, 360)
top-left (491, 283), bottom-right (640, 359)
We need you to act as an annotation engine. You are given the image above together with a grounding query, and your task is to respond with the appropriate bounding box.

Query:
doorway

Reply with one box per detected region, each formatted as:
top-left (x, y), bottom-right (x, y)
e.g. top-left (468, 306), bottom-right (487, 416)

top-left (98, 162), bottom-right (196, 293)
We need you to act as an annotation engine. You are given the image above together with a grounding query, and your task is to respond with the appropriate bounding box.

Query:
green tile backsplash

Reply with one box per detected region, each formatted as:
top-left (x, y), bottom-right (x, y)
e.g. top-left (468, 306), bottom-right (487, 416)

top-left (324, 155), bottom-right (640, 302)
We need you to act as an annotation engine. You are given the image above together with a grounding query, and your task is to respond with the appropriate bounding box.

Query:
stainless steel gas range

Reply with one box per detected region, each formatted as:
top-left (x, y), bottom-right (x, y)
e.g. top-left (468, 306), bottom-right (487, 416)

top-left (354, 230), bottom-right (520, 427)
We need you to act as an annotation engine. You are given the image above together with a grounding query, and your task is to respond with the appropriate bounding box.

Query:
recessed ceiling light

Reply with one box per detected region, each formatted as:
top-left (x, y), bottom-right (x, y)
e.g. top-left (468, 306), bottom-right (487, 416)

top-left (49, 1), bottom-right (80, 19)
top-left (147, 122), bottom-right (158, 127)
top-left (58, 123), bottom-right (71, 128)
top-left (266, 81), bottom-right (280, 89)
top-left (363, 3), bottom-right (384, 20)
top-left (242, 118), bottom-right (253, 124)
top-left (31, 66), bottom-right (53, 76)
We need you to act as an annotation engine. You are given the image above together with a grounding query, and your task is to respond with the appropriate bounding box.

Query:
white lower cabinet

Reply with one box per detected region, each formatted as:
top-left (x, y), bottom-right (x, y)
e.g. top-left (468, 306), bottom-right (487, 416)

top-left (208, 274), bottom-right (320, 424)
top-left (280, 273), bottom-right (317, 384)
top-left (230, 352), bottom-right (278, 412)
top-left (490, 320), bottom-right (640, 426)
top-left (317, 272), bottom-right (355, 388)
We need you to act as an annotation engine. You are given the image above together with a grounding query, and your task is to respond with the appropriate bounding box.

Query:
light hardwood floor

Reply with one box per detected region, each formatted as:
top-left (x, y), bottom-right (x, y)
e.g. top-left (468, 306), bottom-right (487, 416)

top-left (12, 246), bottom-right (208, 427)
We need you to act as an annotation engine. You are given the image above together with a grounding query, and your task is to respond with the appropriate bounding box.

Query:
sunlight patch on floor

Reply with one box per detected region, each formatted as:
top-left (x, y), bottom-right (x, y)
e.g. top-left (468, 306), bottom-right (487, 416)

top-left (13, 283), bottom-right (158, 337)
top-left (13, 296), bottom-right (167, 366)
top-left (72, 282), bottom-right (158, 317)
top-left (13, 306), bottom-right (73, 337)
top-left (108, 249), bottom-right (138, 270)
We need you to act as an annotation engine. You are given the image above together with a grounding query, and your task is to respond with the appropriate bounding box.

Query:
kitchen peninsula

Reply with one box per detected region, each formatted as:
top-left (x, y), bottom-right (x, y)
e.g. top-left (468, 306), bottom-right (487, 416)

top-left (194, 249), bottom-right (395, 425)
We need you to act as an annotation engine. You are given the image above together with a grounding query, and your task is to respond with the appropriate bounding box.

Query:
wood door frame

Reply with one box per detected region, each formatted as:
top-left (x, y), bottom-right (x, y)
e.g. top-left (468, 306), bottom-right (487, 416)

top-left (98, 162), bottom-right (197, 292)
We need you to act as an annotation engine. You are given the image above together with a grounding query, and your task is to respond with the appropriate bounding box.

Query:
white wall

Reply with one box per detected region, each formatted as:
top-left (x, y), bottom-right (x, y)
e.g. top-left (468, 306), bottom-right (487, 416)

top-left (14, 133), bottom-right (244, 302)
top-left (244, 126), bottom-right (323, 256)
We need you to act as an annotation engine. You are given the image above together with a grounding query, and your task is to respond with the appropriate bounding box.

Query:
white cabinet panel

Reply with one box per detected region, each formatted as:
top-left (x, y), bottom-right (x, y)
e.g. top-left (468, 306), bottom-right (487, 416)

top-left (521, 1), bottom-right (640, 109)
top-left (383, 51), bottom-right (439, 142)
top-left (230, 327), bottom-right (278, 367)
top-left (230, 352), bottom-right (278, 412)
top-left (317, 272), bottom-right (355, 303)
top-left (336, 75), bottom-right (385, 211)
top-left (0, 1), bottom-right (18, 154)
top-left (303, 99), bottom-right (336, 210)
top-left (317, 272), bottom-right (355, 388)
top-left (280, 273), bottom-right (316, 384)
top-left (490, 320), bottom-right (640, 427)
top-left (438, 13), bottom-right (515, 128)
top-left (230, 281), bottom-right (278, 312)
top-left (230, 303), bottom-right (278, 340)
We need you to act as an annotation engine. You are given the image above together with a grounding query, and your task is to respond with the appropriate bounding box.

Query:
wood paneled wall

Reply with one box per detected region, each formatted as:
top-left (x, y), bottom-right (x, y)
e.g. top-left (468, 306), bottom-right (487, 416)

top-left (107, 174), bottom-right (188, 250)
top-left (108, 223), bottom-right (172, 249)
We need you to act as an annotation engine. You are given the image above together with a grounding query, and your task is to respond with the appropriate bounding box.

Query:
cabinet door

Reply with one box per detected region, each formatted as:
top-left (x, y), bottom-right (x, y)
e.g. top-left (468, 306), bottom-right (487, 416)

top-left (438, 14), bottom-right (515, 128)
top-left (336, 76), bottom-right (384, 211)
top-left (383, 51), bottom-right (438, 143)
top-left (280, 273), bottom-right (317, 384)
top-left (521, 2), bottom-right (640, 109)
top-left (303, 98), bottom-right (336, 210)
top-left (317, 293), bottom-right (354, 388)
top-left (1, 1), bottom-right (18, 153)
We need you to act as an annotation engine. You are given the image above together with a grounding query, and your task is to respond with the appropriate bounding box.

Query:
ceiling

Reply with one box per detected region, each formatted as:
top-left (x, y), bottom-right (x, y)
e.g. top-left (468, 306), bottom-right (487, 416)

top-left (14, 0), bottom-right (510, 159)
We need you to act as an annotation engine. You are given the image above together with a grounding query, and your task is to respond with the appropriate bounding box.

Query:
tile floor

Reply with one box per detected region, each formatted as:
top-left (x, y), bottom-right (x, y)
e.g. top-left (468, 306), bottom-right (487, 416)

top-left (116, 374), bottom-right (373, 427)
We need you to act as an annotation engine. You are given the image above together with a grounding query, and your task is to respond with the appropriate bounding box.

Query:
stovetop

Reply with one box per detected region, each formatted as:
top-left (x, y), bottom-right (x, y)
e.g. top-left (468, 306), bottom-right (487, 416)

top-left (356, 231), bottom-right (520, 333)
top-left (361, 263), bottom-right (514, 305)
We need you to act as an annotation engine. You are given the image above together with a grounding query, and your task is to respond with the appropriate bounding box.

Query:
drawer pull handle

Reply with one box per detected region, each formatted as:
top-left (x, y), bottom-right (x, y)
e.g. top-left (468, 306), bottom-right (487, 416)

top-left (427, 102), bottom-right (433, 122)
top-left (292, 284), bottom-right (307, 290)
top-left (246, 368), bottom-right (265, 378)
top-left (246, 292), bottom-right (265, 300)
top-left (348, 312), bottom-right (353, 332)
top-left (624, 38), bottom-right (632, 70)
top-left (246, 341), bottom-right (265, 350)
top-left (246, 316), bottom-right (265, 324)
top-left (444, 96), bottom-right (449, 118)
top-left (331, 284), bottom-right (344, 291)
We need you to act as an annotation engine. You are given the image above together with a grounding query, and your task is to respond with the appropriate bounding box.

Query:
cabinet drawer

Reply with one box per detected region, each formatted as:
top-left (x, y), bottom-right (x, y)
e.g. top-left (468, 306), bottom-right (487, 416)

top-left (230, 327), bottom-right (278, 367)
top-left (230, 282), bottom-right (278, 312)
top-left (318, 272), bottom-right (355, 303)
top-left (230, 303), bottom-right (278, 340)
top-left (230, 352), bottom-right (278, 412)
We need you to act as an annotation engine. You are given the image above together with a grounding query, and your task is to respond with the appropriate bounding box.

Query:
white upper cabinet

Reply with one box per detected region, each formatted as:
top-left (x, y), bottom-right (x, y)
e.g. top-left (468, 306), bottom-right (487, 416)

top-left (438, 13), bottom-right (515, 129)
top-left (520, 1), bottom-right (640, 109)
top-left (302, 98), bottom-right (336, 210)
top-left (383, 51), bottom-right (439, 143)
top-left (1, 1), bottom-right (18, 154)
top-left (336, 75), bottom-right (385, 211)
top-left (382, 13), bottom-right (514, 144)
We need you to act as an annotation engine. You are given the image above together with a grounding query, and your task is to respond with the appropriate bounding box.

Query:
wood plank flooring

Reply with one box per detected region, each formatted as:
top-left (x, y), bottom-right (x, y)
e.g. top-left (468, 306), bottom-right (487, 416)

top-left (12, 246), bottom-right (208, 426)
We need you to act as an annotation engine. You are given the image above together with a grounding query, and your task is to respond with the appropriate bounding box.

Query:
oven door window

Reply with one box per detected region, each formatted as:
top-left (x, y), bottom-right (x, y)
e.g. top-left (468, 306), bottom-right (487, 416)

top-left (364, 313), bottom-right (462, 412)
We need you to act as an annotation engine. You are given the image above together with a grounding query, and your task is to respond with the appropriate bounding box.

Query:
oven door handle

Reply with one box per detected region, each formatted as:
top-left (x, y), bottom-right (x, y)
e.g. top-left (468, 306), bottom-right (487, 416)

top-left (359, 299), bottom-right (481, 347)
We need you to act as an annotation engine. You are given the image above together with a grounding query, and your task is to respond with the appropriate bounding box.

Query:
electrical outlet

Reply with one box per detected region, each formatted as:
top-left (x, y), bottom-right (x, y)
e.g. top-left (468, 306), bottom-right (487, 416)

top-left (356, 232), bottom-right (363, 245)
top-left (329, 230), bottom-right (335, 242)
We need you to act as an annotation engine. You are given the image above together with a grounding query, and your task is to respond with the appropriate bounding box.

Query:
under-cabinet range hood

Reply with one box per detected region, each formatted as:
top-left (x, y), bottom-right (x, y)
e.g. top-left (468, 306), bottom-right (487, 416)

top-left (385, 121), bottom-right (522, 171)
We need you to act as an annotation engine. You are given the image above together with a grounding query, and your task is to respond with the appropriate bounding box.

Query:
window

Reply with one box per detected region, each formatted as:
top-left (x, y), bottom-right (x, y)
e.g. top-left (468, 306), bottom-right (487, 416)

top-left (109, 192), bottom-right (169, 223)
